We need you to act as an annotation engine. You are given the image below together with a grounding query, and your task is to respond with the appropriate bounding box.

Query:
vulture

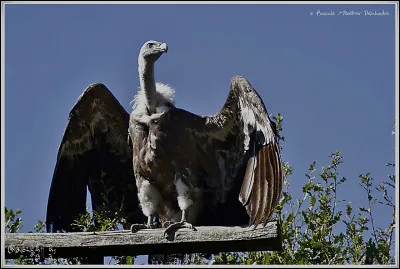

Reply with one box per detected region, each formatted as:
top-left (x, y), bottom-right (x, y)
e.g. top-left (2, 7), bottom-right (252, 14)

top-left (46, 40), bottom-right (283, 238)
top-left (129, 40), bottom-right (283, 236)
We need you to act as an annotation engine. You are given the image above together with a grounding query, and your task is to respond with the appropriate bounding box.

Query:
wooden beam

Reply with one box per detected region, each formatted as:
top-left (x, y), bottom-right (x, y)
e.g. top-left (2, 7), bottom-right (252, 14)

top-left (5, 221), bottom-right (281, 260)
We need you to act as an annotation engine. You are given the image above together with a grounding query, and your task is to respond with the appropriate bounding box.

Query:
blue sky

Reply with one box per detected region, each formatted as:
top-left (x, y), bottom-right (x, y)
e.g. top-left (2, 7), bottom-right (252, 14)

top-left (3, 2), bottom-right (398, 264)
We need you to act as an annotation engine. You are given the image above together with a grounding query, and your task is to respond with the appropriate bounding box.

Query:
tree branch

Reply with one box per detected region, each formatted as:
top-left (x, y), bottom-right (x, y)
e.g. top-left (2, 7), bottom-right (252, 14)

top-left (5, 221), bottom-right (282, 259)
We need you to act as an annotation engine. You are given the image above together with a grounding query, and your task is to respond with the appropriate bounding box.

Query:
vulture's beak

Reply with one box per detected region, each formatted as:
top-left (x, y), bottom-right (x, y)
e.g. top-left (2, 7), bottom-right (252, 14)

top-left (159, 43), bottom-right (168, 53)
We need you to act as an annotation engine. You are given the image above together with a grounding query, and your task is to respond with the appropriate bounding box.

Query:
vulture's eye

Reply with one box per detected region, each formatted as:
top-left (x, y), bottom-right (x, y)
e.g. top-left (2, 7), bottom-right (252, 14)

top-left (148, 43), bottom-right (154, 48)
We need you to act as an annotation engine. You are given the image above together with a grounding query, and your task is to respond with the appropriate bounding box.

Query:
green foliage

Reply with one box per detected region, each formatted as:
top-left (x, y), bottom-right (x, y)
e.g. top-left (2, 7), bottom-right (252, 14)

top-left (70, 206), bottom-right (126, 232)
top-left (210, 151), bottom-right (395, 265)
top-left (5, 207), bottom-right (22, 233)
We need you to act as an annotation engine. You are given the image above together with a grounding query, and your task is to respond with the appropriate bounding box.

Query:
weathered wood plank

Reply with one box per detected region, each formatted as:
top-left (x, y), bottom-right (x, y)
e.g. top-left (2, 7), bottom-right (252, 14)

top-left (5, 221), bottom-right (281, 259)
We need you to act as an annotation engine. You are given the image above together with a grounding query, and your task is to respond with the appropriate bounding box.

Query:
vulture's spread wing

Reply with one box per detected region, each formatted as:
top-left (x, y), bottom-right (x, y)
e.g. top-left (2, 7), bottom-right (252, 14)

top-left (46, 83), bottom-right (144, 232)
top-left (198, 76), bottom-right (283, 227)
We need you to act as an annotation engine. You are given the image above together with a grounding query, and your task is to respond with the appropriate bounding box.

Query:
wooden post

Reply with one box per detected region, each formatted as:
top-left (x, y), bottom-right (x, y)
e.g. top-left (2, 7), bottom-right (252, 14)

top-left (5, 221), bottom-right (282, 261)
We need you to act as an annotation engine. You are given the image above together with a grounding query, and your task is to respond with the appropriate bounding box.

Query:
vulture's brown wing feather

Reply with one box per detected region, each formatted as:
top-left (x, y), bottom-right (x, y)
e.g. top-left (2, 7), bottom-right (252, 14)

top-left (195, 76), bottom-right (283, 227)
top-left (46, 83), bottom-right (144, 232)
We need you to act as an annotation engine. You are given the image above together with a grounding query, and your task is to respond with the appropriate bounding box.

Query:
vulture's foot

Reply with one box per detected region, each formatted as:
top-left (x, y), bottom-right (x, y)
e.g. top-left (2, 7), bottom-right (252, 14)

top-left (161, 220), bottom-right (176, 228)
top-left (130, 223), bottom-right (156, 233)
top-left (131, 215), bottom-right (158, 233)
top-left (163, 221), bottom-right (197, 238)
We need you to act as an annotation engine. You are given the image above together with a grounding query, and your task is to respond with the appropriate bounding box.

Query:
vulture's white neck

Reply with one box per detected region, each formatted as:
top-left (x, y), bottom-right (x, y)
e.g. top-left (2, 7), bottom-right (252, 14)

top-left (138, 56), bottom-right (157, 114)
top-left (132, 56), bottom-right (175, 118)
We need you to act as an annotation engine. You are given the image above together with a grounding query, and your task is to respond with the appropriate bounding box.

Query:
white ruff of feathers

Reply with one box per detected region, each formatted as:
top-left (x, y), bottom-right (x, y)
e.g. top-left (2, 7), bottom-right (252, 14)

top-left (131, 82), bottom-right (175, 117)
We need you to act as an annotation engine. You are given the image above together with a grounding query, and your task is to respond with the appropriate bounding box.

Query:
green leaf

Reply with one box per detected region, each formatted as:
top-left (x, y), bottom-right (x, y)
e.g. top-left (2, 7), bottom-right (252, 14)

top-left (310, 196), bottom-right (316, 207)
top-left (346, 204), bottom-right (352, 217)
top-left (126, 256), bottom-right (134, 265)
top-left (286, 213), bottom-right (294, 223)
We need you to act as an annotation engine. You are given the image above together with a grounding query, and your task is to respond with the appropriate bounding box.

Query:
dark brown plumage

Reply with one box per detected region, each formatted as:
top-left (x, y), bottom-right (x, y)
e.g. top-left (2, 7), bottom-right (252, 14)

top-left (130, 72), bottom-right (283, 232)
top-left (46, 83), bottom-right (145, 232)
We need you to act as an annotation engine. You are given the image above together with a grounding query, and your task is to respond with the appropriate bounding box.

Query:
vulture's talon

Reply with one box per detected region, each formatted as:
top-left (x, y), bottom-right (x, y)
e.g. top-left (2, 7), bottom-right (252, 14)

top-left (130, 223), bottom-right (152, 233)
top-left (163, 221), bottom-right (197, 238)
top-left (162, 221), bottom-right (176, 228)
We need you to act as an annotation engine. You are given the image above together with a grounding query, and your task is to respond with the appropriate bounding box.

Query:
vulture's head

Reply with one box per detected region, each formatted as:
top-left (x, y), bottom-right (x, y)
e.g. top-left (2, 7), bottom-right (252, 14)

top-left (139, 40), bottom-right (168, 64)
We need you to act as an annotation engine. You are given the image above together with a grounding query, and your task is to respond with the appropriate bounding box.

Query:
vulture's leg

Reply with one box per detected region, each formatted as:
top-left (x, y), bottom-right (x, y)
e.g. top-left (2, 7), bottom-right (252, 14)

top-left (131, 179), bottom-right (161, 233)
top-left (163, 177), bottom-right (198, 238)
top-left (163, 210), bottom-right (197, 238)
